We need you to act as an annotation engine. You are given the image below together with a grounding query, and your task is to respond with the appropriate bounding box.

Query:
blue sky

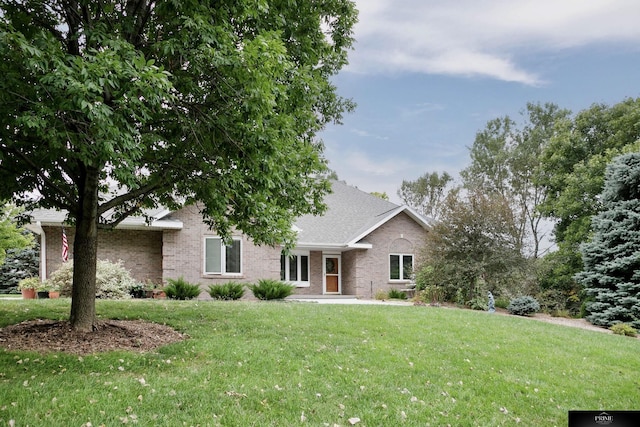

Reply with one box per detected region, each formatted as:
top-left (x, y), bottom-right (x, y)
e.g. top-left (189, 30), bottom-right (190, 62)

top-left (321, 0), bottom-right (640, 203)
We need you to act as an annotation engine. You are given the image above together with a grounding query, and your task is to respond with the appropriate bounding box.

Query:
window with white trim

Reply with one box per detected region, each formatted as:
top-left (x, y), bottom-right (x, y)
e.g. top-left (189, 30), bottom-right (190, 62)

top-left (280, 251), bottom-right (310, 286)
top-left (389, 254), bottom-right (413, 281)
top-left (204, 237), bottom-right (242, 275)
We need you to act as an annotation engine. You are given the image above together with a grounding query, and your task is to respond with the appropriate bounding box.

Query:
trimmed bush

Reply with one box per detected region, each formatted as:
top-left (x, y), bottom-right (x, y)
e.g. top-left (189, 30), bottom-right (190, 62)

top-left (208, 282), bottom-right (245, 300)
top-left (50, 260), bottom-right (140, 299)
top-left (165, 277), bottom-right (201, 300)
top-left (248, 279), bottom-right (295, 300)
top-left (507, 296), bottom-right (540, 316)
top-left (388, 289), bottom-right (407, 300)
top-left (610, 323), bottom-right (637, 337)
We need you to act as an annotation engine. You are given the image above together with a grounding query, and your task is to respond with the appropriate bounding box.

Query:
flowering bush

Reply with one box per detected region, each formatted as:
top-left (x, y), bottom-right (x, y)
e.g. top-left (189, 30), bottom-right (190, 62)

top-left (49, 260), bottom-right (140, 299)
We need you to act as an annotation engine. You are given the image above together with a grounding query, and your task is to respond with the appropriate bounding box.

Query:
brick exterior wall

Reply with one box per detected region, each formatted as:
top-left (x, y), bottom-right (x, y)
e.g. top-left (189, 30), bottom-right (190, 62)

top-left (41, 209), bottom-right (427, 300)
top-left (43, 226), bottom-right (163, 284)
top-left (162, 205), bottom-right (281, 294)
top-left (350, 212), bottom-right (427, 298)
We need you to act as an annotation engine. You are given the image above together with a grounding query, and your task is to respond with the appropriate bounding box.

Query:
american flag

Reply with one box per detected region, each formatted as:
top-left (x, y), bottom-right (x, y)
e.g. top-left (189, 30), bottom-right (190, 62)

top-left (62, 228), bottom-right (69, 262)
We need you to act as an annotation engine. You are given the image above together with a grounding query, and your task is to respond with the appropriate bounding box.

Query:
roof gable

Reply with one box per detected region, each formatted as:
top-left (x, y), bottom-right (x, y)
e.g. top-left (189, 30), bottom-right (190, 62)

top-left (294, 181), bottom-right (430, 248)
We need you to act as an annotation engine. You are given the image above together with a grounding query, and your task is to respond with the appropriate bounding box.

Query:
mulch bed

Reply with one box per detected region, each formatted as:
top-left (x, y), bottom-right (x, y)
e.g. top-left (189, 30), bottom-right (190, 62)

top-left (0, 319), bottom-right (186, 355)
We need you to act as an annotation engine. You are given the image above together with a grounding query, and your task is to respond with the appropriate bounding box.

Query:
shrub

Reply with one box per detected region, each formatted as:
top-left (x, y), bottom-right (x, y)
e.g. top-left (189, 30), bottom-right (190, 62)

top-left (537, 289), bottom-right (567, 314)
top-left (610, 323), bottom-right (637, 337)
top-left (50, 260), bottom-right (140, 299)
top-left (208, 282), bottom-right (245, 300)
top-left (387, 289), bottom-right (407, 300)
top-left (248, 279), bottom-right (295, 300)
top-left (495, 296), bottom-right (510, 309)
top-left (420, 285), bottom-right (443, 305)
top-left (374, 289), bottom-right (388, 300)
top-left (507, 296), bottom-right (540, 316)
top-left (165, 277), bottom-right (202, 300)
top-left (466, 296), bottom-right (487, 311)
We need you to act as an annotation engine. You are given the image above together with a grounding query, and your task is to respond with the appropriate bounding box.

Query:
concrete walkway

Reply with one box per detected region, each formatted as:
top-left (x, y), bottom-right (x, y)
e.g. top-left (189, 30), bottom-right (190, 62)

top-left (286, 295), bottom-right (412, 305)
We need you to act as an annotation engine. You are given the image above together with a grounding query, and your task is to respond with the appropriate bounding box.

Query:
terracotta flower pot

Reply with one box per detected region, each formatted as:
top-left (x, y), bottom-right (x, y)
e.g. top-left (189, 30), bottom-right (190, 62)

top-left (49, 291), bottom-right (60, 299)
top-left (21, 288), bottom-right (36, 299)
top-left (152, 290), bottom-right (166, 299)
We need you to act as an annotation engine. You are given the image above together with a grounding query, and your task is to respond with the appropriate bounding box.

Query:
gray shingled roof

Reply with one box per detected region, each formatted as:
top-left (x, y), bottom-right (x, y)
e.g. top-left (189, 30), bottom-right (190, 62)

top-left (27, 181), bottom-right (430, 242)
top-left (27, 206), bottom-right (182, 230)
top-left (293, 180), bottom-right (428, 248)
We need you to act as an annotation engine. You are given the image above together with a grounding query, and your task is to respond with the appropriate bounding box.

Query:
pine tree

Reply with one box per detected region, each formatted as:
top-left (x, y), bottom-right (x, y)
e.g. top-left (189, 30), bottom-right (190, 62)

top-left (576, 152), bottom-right (640, 328)
top-left (0, 244), bottom-right (40, 294)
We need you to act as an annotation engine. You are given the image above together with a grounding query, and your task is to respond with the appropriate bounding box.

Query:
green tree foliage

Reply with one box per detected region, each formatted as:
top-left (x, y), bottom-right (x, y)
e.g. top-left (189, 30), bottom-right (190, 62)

top-left (370, 191), bottom-right (389, 201)
top-left (539, 98), bottom-right (640, 298)
top-left (0, 202), bottom-right (33, 266)
top-left (540, 98), bottom-right (640, 249)
top-left (0, 1), bottom-right (357, 331)
top-left (417, 188), bottom-right (526, 302)
top-left (576, 153), bottom-right (640, 328)
top-left (461, 103), bottom-right (570, 258)
top-left (397, 171), bottom-right (453, 219)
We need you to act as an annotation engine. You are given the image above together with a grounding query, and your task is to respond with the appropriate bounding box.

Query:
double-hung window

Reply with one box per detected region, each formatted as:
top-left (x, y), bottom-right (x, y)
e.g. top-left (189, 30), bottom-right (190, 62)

top-left (389, 254), bottom-right (413, 281)
top-left (204, 237), bottom-right (242, 275)
top-left (280, 251), bottom-right (310, 286)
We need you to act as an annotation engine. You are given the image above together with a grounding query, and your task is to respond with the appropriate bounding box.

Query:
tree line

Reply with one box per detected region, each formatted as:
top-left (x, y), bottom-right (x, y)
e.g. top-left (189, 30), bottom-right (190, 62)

top-left (399, 98), bottom-right (640, 326)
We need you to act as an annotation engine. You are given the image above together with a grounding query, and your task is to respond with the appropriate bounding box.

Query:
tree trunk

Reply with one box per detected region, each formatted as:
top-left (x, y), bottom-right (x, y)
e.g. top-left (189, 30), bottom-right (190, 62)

top-left (69, 167), bottom-right (100, 332)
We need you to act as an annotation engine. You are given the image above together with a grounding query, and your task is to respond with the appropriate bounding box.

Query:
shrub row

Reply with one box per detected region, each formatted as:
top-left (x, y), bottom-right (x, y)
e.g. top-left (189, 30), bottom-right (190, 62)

top-left (37, 261), bottom-right (298, 301)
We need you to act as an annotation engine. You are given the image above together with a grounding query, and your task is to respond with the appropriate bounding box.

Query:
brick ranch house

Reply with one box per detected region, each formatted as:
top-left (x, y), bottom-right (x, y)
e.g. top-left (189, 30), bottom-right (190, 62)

top-left (27, 181), bottom-right (430, 298)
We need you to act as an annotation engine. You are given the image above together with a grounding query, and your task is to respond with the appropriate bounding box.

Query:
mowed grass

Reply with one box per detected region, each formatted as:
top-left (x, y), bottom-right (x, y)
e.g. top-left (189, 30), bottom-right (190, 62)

top-left (0, 300), bottom-right (639, 426)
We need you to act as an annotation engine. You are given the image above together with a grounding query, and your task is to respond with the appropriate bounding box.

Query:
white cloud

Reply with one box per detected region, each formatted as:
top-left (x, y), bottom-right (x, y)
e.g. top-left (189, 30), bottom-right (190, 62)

top-left (325, 143), bottom-right (466, 204)
top-left (348, 0), bottom-right (640, 84)
top-left (351, 128), bottom-right (389, 140)
top-left (340, 150), bottom-right (409, 177)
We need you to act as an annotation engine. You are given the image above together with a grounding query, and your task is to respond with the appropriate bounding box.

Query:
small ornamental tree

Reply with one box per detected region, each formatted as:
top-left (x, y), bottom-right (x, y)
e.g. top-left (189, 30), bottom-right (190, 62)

top-left (417, 188), bottom-right (526, 302)
top-left (576, 152), bottom-right (640, 328)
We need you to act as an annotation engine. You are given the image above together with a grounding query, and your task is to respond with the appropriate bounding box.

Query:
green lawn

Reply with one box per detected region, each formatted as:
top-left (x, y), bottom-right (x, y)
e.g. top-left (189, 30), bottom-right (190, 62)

top-left (0, 300), bottom-right (638, 426)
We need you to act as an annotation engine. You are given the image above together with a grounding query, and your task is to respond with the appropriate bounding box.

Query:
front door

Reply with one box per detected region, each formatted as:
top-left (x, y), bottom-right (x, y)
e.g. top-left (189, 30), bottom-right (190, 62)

top-left (323, 255), bottom-right (341, 294)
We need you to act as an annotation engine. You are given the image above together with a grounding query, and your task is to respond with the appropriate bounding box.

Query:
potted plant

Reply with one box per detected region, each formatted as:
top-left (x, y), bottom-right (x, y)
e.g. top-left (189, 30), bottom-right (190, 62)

top-left (152, 285), bottom-right (166, 299)
top-left (143, 281), bottom-right (155, 298)
top-left (18, 277), bottom-right (39, 299)
top-left (129, 282), bottom-right (145, 299)
top-left (36, 281), bottom-right (50, 299)
top-left (48, 281), bottom-right (60, 299)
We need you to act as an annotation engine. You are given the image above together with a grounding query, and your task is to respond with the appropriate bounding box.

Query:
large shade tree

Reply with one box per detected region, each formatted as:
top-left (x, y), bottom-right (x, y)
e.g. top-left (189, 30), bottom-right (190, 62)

top-left (0, 0), bottom-right (357, 331)
top-left (397, 171), bottom-right (453, 219)
top-left (576, 153), bottom-right (640, 328)
top-left (461, 102), bottom-right (570, 258)
top-left (539, 98), bottom-right (640, 295)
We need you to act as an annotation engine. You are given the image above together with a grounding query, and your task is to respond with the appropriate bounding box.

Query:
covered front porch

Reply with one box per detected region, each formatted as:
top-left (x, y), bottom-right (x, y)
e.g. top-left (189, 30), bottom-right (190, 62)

top-left (287, 248), bottom-right (380, 299)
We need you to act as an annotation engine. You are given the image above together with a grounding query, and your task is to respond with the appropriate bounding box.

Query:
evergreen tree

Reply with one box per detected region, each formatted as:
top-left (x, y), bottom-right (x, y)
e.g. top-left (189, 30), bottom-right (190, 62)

top-left (576, 152), bottom-right (640, 328)
top-left (0, 243), bottom-right (40, 294)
